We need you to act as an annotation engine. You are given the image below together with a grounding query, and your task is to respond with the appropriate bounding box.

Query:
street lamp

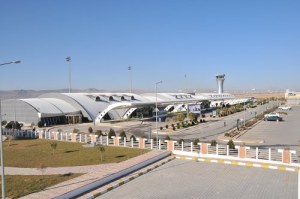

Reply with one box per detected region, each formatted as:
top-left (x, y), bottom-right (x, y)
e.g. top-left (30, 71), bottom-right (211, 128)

top-left (0, 59), bottom-right (21, 199)
top-left (66, 57), bottom-right (72, 93)
top-left (155, 81), bottom-right (162, 149)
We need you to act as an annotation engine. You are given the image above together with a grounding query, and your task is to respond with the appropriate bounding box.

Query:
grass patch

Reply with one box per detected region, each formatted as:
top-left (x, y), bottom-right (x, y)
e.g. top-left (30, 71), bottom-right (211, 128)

top-left (2, 173), bottom-right (82, 199)
top-left (4, 139), bottom-right (149, 167)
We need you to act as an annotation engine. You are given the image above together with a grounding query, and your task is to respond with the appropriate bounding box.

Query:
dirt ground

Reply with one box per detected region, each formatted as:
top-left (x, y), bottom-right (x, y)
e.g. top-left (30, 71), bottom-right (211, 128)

top-left (235, 92), bottom-right (284, 99)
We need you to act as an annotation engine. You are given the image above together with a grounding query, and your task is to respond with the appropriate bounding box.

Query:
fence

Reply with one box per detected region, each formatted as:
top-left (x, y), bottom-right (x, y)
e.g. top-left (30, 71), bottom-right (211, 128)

top-left (2, 129), bottom-right (299, 167)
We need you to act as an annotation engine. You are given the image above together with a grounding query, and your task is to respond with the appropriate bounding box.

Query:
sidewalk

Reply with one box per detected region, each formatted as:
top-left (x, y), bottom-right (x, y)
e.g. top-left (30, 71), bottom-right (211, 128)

top-left (20, 150), bottom-right (170, 199)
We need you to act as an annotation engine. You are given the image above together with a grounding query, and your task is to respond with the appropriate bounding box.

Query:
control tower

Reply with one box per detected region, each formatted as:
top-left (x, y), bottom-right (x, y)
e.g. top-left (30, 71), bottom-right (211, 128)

top-left (216, 74), bottom-right (225, 94)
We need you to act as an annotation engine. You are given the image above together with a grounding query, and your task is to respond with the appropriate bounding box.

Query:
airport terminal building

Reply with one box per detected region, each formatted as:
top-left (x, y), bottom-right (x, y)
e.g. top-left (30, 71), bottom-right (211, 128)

top-left (1, 74), bottom-right (253, 126)
top-left (285, 90), bottom-right (300, 105)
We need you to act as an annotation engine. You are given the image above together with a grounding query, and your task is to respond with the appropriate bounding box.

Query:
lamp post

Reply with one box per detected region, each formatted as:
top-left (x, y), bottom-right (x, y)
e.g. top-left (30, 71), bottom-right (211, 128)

top-left (155, 81), bottom-right (162, 149)
top-left (0, 60), bottom-right (21, 199)
top-left (128, 65), bottom-right (132, 93)
top-left (66, 57), bottom-right (72, 93)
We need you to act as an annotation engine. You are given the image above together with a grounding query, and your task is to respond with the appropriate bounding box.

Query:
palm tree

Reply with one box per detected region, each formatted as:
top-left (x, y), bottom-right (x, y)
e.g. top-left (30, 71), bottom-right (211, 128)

top-left (98, 144), bottom-right (105, 162)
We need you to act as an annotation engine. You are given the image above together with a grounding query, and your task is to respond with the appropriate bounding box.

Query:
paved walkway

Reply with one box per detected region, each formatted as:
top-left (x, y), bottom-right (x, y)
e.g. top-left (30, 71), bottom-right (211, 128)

top-left (19, 150), bottom-right (170, 199)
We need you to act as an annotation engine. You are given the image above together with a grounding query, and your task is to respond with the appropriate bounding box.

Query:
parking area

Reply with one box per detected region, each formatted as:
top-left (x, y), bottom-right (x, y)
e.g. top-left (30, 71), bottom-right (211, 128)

top-left (237, 106), bottom-right (300, 148)
top-left (98, 159), bottom-right (297, 199)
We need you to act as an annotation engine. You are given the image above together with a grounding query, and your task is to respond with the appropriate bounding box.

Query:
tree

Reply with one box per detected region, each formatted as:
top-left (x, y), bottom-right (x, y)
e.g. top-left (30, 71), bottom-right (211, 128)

top-left (37, 121), bottom-right (44, 128)
top-left (95, 130), bottom-right (103, 136)
top-left (193, 138), bottom-right (200, 146)
top-left (165, 124), bottom-right (169, 129)
top-left (178, 139), bottom-right (184, 145)
top-left (88, 127), bottom-right (93, 134)
top-left (165, 135), bottom-right (171, 140)
top-left (211, 140), bottom-right (217, 147)
top-left (176, 113), bottom-right (185, 122)
top-left (187, 112), bottom-right (196, 121)
top-left (227, 139), bottom-right (235, 149)
top-left (5, 121), bottom-right (21, 130)
top-left (1, 121), bottom-right (7, 126)
top-left (108, 128), bottom-right (116, 139)
top-left (130, 135), bottom-right (136, 141)
top-left (7, 135), bottom-right (15, 147)
top-left (98, 144), bottom-right (105, 162)
top-left (50, 142), bottom-right (58, 155)
top-left (120, 130), bottom-right (127, 140)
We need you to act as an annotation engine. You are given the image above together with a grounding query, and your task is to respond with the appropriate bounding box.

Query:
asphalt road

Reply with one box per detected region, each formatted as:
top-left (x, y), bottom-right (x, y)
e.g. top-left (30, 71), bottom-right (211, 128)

top-left (169, 101), bottom-right (279, 141)
top-left (98, 159), bottom-right (297, 199)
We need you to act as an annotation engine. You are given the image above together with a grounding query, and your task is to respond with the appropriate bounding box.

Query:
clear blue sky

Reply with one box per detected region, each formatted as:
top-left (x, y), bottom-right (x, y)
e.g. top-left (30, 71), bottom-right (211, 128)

top-left (1, 0), bottom-right (299, 92)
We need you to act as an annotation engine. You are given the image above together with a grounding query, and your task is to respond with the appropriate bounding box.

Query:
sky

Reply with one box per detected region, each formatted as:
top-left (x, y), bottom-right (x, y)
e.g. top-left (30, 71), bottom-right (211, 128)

top-left (1, 0), bottom-right (300, 92)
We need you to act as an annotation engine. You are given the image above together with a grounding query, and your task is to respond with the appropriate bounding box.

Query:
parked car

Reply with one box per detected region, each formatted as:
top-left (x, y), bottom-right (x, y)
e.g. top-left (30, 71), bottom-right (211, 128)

top-left (278, 106), bottom-right (292, 110)
top-left (264, 115), bottom-right (283, 121)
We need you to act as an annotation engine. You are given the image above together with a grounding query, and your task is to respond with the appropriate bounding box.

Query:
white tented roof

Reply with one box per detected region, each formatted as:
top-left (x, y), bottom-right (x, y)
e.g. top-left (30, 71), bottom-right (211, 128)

top-left (20, 98), bottom-right (79, 116)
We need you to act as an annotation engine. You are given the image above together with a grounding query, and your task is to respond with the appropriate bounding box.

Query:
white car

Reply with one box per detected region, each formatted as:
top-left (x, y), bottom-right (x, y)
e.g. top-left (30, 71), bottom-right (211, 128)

top-left (264, 112), bottom-right (280, 118)
top-left (278, 106), bottom-right (292, 110)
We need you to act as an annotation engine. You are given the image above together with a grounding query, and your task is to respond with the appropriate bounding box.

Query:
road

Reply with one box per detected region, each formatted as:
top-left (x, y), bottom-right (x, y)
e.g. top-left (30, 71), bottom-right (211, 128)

top-left (169, 101), bottom-right (278, 141)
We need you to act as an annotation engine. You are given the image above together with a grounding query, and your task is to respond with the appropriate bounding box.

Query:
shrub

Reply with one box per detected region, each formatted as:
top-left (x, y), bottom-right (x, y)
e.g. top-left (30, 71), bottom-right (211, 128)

top-left (130, 135), bottom-right (136, 141)
top-left (120, 130), bottom-right (127, 139)
top-left (224, 133), bottom-right (230, 137)
top-left (193, 138), bottom-right (200, 146)
top-left (5, 121), bottom-right (21, 130)
top-left (73, 128), bottom-right (80, 133)
top-left (172, 126), bottom-right (176, 131)
top-left (88, 127), bottom-right (93, 134)
top-left (227, 139), bottom-right (235, 149)
top-left (178, 139), bottom-right (184, 144)
top-left (187, 112), bottom-right (196, 121)
top-left (95, 130), bottom-right (103, 136)
top-left (160, 126), bottom-right (163, 130)
top-left (37, 121), bottom-right (44, 128)
top-left (165, 135), bottom-right (171, 140)
top-left (108, 128), bottom-right (116, 139)
top-left (165, 125), bottom-right (169, 129)
top-left (50, 142), bottom-right (58, 155)
top-left (176, 123), bottom-right (180, 129)
top-left (176, 113), bottom-right (185, 122)
top-left (211, 140), bottom-right (217, 146)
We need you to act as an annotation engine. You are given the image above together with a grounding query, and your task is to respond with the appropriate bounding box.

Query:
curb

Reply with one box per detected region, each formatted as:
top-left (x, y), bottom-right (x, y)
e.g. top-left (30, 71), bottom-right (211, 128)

top-left (175, 156), bottom-right (300, 172)
top-left (56, 151), bottom-right (171, 199)
top-left (87, 157), bottom-right (176, 199)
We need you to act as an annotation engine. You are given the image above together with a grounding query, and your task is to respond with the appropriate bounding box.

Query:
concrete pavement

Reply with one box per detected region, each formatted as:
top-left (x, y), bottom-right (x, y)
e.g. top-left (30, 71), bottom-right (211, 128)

top-left (98, 159), bottom-right (297, 199)
top-left (20, 150), bottom-right (171, 199)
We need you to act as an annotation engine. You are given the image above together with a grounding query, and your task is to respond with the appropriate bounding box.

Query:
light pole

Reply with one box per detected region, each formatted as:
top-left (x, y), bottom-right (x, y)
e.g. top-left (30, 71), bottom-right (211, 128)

top-left (155, 81), bottom-right (162, 149)
top-left (128, 65), bottom-right (132, 93)
top-left (0, 60), bottom-right (21, 199)
top-left (66, 57), bottom-right (72, 93)
top-left (244, 100), bottom-right (246, 127)
top-left (184, 74), bottom-right (187, 93)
